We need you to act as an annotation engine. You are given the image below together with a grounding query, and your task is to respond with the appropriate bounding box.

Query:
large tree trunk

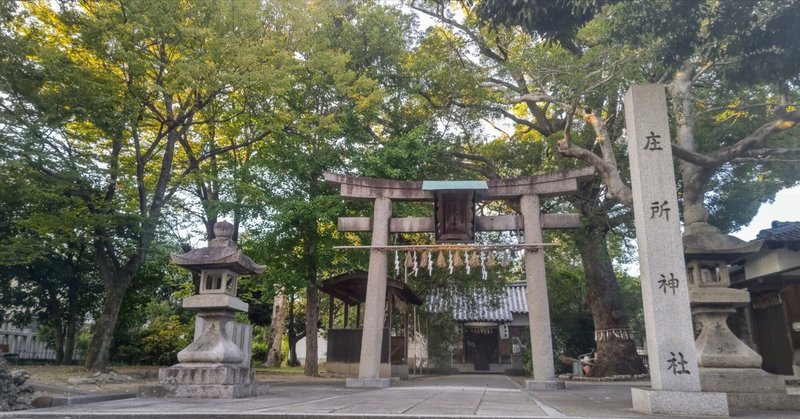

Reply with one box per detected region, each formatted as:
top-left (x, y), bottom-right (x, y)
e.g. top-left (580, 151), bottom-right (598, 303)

top-left (264, 293), bottom-right (287, 367)
top-left (288, 336), bottom-right (300, 366)
top-left (50, 317), bottom-right (64, 364)
top-left (84, 274), bottom-right (132, 372)
top-left (573, 183), bottom-right (646, 377)
top-left (46, 286), bottom-right (65, 364)
top-left (669, 63), bottom-right (714, 234)
top-left (302, 207), bottom-right (320, 377)
top-left (64, 318), bottom-right (76, 365)
top-left (304, 284), bottom-right (320, 376)
top-left (287, 295), bottom-right (300, 367)
top-left (576, 225), bottom-right (646, 376)
top-left (64, 275), bottom-right (79, 364)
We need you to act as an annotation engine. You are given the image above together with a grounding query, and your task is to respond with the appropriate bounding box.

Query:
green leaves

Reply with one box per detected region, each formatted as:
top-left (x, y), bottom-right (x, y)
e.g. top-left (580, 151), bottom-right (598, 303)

top-left (475, 0), bottom-right (615, 55)
top-left (603, 0), bottom-right (800, 86)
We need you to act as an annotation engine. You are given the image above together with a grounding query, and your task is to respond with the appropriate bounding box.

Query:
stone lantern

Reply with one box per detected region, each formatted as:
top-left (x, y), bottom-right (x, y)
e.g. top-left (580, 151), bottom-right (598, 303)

top-left (684, 229), bottom-right (793, 408)
top-left (157, 220), bottom-right (267, 398)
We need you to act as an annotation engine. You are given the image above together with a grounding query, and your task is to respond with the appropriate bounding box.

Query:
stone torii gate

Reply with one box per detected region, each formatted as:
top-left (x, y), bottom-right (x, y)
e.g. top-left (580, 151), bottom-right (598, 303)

top-left (325, 168), bottom-right (594, 389)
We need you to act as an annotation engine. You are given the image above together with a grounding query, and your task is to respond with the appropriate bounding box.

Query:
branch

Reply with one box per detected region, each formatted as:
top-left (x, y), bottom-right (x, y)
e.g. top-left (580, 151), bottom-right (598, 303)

top-left (450, 152), bottom-right (500, 180)
top-left (704, 102), bottom-right (773, 113)
top-left (131, 125), bottom-right (147, 216)
top-left (415, 89), bottom-right (452, 110)
top-left (585, 56), bottom-right (627, 91)
top-left (102, 137), bottom-right (122, 206)
top-left (730, 147), bottom-right (800, 163)
top-left (558, 143), bottom-right (632, 205)
top-left (165, 128), bottom-right (274, 204)
top-left (196, 129), bottom-right (271, 163)
top-left (409, 2), bottom-right (506, 64)
top-left (456, 162), bottom-right (499, 180)
top-left (481, 117), bottom-right (515, 139)
top-left (492, 29), bottom-right (509, 62)
top-left (557, 109), bottom-right (633, 207)
top-left (691, 61), bottom-right (716, 82)
top-left (462, 100), bottom-right (550, 134)
top-left (507, 94), bottom-right (566, 134)
top-left (708, 108), bottom-right (800, 164)
top-left (93, 236), bottom-right (115, 283)
top-left (480, 77), bottom-right (523, 94)
top-left (176, 131), bottom-right (200, 174)
top-left (509, 94), bottom-right (562, 105)
top-left (607, 210), bottom-right (633, 230)
top-left (670, 143), bottom-right (717, 167)
top-left (494, 108), bottom-right (546, 132)
top-left (579, 109), bottom-right (618, 172)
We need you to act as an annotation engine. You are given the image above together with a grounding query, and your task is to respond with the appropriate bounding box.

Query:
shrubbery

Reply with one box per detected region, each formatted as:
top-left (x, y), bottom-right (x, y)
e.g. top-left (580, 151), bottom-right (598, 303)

top-left (252, 341), bottom-right (268, 367)
top-left (116, 314), bottom-right (192, 365)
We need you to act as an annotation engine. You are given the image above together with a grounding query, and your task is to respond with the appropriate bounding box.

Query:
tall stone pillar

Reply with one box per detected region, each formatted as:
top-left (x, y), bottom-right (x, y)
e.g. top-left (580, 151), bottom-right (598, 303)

top-left (521, 194), bottom-right (564, 390)
top-left (624, 84), bottom-right (727, 416)
top-left (348, 196), bottom-right (392, 388)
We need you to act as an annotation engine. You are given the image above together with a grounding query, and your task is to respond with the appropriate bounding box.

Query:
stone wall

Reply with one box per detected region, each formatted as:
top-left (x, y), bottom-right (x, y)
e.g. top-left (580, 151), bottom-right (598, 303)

top-left (0, 356), bottom-right (31, 411)
top-left (0, 356), bottom-right (13, 411)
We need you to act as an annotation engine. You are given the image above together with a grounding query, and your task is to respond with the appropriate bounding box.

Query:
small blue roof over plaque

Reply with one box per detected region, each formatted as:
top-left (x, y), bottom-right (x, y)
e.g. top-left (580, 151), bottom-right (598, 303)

top-left (421, 180), bottom-right (488, 190)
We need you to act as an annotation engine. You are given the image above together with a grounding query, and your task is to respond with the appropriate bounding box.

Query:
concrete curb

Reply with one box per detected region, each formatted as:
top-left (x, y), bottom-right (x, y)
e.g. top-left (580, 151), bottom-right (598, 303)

top-left (6, 375), bottom-right (798, 419)
top-left (32, 391), bottom-right (136, 408)
top-left (29, 382), bottom-right (91, 395)
top-left (6, 414), bottom-right (569, 419)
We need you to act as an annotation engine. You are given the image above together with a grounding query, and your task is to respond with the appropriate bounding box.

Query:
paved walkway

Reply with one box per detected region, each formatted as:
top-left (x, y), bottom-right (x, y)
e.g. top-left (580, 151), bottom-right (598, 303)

top-left (4, 374), bottom-right (798, 418)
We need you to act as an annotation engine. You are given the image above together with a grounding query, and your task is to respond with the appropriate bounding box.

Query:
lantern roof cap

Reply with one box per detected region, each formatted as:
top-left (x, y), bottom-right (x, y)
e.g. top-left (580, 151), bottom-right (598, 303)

top-left (170, 221), bottom-right (265, 275)
top-left (421, 180), bottom-right (488, 191)
top-left (683, 231), bottom-right (763, 263)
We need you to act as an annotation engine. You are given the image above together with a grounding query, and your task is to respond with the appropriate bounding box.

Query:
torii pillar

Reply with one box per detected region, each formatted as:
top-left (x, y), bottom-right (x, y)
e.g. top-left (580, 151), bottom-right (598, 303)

top-left (522, 194), bottom-right (564, 390)
top-left (348, 196), bottom-right (392, 388)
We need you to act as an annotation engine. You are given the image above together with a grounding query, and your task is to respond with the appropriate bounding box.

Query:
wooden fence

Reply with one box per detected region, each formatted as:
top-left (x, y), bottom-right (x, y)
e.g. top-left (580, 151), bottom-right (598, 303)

top-left (0, 323), bottom-right (58, 361)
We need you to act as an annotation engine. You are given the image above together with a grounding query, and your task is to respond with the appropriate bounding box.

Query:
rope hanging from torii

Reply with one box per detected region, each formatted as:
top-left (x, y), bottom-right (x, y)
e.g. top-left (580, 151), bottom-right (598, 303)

top-left (335, 243), bottom-right (555, 279)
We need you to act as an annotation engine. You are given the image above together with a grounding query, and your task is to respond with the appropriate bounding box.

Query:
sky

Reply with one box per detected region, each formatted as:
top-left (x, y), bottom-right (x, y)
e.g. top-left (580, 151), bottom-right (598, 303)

top-left (730, 184), bottom-right (800, 241)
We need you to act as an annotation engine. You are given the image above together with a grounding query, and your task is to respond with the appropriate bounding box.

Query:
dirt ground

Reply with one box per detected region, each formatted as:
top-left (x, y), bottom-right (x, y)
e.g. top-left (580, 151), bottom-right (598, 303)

top-left (13, 364), bottom-right (342, 397)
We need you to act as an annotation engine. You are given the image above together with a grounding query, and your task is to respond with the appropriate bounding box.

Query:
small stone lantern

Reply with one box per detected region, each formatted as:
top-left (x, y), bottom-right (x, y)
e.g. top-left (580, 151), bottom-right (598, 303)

top-left (156, 220), bottom-right (267, 398)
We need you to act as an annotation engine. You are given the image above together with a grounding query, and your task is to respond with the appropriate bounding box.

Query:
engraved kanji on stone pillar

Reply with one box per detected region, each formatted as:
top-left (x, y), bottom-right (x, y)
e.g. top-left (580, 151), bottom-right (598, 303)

top-left (624, 84), bottom-right (727, 416)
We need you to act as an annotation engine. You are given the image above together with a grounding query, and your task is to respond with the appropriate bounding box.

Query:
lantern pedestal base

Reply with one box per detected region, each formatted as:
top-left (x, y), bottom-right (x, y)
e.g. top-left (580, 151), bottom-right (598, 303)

top-left (699, 368), bottom-right (800, 411)
top-left (346, 378), bottom-right (391, 388)
top-left (631, 388), bottom-right (728, 416)
top-left (524, 379), bottom-right (565, 390)
top-left (177, 310), bottom-right (244, 365)
top-left (151, 364), bottom-right (268, 399)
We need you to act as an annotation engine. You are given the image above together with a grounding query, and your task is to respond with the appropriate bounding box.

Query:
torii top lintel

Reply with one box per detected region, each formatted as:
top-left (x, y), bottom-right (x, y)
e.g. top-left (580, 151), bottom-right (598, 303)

top-left (323, 167), bottom-right (595, 201)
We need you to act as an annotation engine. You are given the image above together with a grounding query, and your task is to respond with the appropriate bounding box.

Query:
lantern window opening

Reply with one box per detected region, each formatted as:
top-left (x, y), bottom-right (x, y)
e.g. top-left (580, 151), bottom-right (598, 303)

top-left (199, 269), bottom-right (239, 295)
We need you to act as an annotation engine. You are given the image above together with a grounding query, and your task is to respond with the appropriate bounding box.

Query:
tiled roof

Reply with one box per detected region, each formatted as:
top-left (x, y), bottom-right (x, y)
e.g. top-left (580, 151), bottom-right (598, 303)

top-left (756, 221), bottom-right (800, 243)
top-left (426, 282), bottom-right (527, 322)
top-left (506, 282), bottom-right (528, 313)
